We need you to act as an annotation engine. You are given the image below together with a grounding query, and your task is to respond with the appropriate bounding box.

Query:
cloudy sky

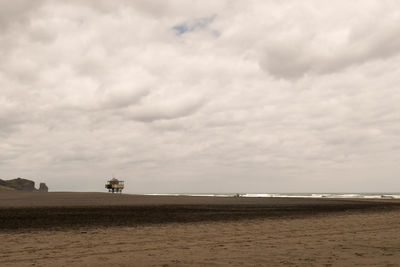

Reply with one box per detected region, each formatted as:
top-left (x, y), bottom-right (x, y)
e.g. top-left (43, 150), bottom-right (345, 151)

top-left (1, 0), bottom-right (400, 193)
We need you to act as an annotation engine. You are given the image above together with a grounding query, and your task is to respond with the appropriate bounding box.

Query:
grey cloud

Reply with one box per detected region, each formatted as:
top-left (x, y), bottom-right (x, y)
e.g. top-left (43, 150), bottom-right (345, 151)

top-left (70, 0), bottom-right (170, 16)
top-left (0, 118), bottom-right (21, 137)
top-left (260, 15), bottom-right (400, 79)
top-left (53, 148), bottom-right (101, 163)
top-left (98, 87), bottom-right (150, 110)
top-left (0, 146), bottom-right (22, 164)
top-left (259, 43), bottom-right (314, 80)
top-left (0, 98), bottom-right (27, 136)
top-left (260, 41), bottom-right (400, 80)
top-left (127, 96), bottom-right (205, 122)
top-left (0, 0), bottom-right (43, 29)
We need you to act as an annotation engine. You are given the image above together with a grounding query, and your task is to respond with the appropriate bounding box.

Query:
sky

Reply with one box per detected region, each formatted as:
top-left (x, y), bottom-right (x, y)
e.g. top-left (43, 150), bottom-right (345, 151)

top-left (1, 0), bottom-right (400, 193)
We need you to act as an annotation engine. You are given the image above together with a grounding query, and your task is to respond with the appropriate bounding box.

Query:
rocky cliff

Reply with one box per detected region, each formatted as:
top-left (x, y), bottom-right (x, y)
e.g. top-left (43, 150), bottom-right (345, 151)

top-left (0, 178), bottom-right (49, 192)
top-left (39, 183), bottom-right (49, 192)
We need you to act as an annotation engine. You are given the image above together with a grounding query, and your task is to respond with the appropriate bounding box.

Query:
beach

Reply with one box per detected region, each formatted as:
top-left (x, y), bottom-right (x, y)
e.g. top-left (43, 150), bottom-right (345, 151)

top-left (1, 192), bottom-right (400, 266)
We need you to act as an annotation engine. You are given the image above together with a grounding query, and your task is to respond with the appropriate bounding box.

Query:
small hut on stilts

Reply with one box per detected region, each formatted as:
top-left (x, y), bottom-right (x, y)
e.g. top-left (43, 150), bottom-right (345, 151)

top-left (105, 178), bottom-right (124, 193)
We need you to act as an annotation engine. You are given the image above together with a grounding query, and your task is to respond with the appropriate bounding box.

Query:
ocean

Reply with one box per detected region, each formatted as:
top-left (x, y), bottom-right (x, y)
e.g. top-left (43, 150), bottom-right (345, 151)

top-left (145, 193), bottom-right (400, 199)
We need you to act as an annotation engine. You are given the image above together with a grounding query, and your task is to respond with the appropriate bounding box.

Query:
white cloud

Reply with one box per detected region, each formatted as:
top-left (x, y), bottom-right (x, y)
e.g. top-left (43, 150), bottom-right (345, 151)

top-left (1, 0), bottom-right (400, 192)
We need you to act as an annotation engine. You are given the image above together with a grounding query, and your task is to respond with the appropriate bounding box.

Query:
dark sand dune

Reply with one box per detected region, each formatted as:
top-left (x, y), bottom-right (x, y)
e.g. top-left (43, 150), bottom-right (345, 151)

top-left (1, 191), bottom-right (399, 230)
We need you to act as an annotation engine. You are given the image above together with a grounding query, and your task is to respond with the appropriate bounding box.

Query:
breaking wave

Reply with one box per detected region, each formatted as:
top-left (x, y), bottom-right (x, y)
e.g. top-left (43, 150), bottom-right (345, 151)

top-left (145, 193), bottom-right (400, 199)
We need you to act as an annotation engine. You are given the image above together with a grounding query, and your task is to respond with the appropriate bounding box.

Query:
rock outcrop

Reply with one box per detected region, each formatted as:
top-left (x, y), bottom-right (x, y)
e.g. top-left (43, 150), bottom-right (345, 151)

top-left (2, 178), bottom-right (37, 192)
top-left (39, 183), bottom-right (49, 192)
top-left (0, 178), bottom-right (48, 192)
top-left (0, 179), bottom-right (7, 188)
top-left (0, 184), bottom-right (15, 191)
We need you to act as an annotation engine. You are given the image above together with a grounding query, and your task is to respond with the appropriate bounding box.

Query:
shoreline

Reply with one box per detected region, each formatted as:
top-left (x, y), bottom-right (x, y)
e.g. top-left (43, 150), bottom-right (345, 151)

top-left (1, 191), bottom-right (400, 230)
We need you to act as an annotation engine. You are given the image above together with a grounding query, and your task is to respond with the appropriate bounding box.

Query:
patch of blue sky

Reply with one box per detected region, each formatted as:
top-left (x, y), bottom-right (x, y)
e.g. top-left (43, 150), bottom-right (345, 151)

top-left (173, 15), bottom-right (216, 35)
top-left (173, 24), bottom-right (189, 35)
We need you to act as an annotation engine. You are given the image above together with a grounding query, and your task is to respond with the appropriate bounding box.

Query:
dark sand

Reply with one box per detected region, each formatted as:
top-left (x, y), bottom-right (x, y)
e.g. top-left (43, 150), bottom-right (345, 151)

top-left (1, 191), bottom-right (400, 266)
top-left (1, 191), bottom-right (399, 230)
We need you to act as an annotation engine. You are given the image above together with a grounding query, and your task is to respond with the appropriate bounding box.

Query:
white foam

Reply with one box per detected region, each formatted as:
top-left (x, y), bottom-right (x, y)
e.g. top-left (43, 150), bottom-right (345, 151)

top-left (144, 193), bottom-right (400, 199)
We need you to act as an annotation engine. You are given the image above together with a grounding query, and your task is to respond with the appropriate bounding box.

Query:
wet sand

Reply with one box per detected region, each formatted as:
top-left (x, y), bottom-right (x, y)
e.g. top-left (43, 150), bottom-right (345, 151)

top-left (1, 192), bottom-right (400, 266)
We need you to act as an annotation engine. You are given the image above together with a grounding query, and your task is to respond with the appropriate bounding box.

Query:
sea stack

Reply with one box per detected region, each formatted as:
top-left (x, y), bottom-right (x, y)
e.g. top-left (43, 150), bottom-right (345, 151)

top-left (39, 183), bottom-right (49, 192)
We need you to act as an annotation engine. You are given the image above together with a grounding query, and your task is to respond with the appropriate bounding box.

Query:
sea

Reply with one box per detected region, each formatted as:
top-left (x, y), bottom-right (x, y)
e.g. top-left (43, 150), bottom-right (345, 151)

top-left (145, 193), bottom-right (400, 199)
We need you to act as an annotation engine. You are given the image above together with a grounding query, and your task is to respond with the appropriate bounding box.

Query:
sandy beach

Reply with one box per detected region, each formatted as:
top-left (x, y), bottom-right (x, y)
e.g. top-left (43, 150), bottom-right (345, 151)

top-left (1, 192), bottom-right (400, 266)
top-left (3, 0), bottom-right (400, 265)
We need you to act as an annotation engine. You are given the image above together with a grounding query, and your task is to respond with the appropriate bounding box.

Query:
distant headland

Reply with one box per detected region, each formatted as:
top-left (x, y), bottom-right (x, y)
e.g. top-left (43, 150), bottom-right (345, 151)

top-left (0, 178), bottom-right (48, 192)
